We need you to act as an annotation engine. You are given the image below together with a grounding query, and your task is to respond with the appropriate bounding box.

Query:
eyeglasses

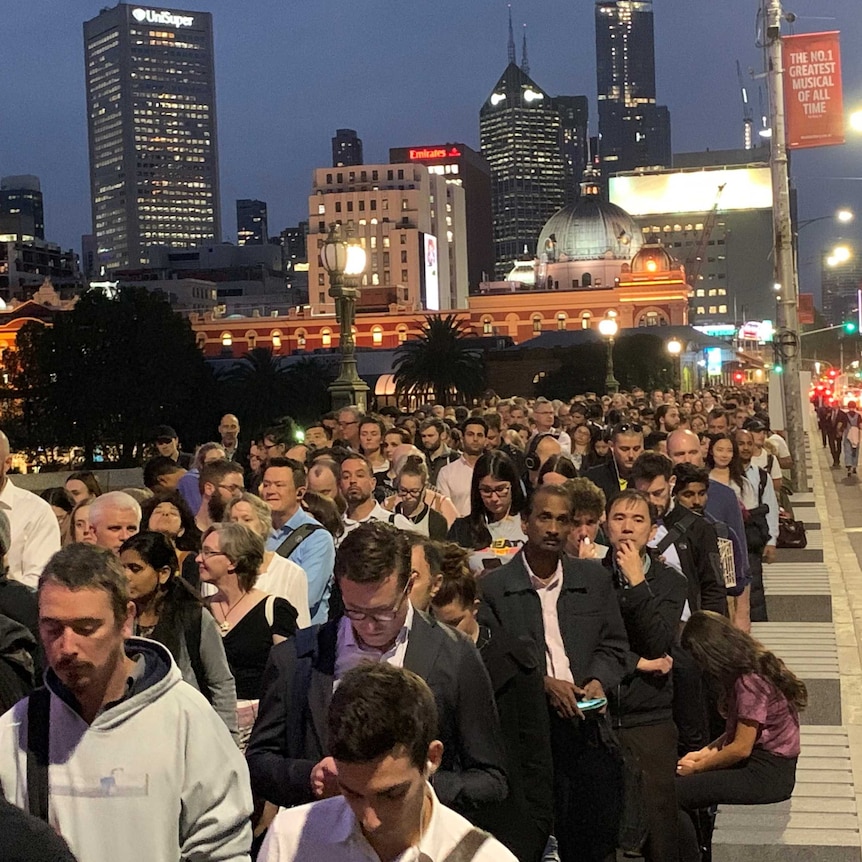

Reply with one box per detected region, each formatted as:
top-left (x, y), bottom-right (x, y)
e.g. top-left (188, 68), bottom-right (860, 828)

top-left (396, 486), bottom-right (425, 497)
top-left (343, 577), bottom-right (413, 623)
top-left (338, 420), bottom-right (359, 427)
top-left (478, 483), bottom-right (511, 499)
top-left (613, 423), bottom-right (643, 435)
top-left (218, 483), bottom-right (244, 495)
top-left (198, 549), bottom-right (229, 561)
top-left (262, 441), bottom-right (281, 451)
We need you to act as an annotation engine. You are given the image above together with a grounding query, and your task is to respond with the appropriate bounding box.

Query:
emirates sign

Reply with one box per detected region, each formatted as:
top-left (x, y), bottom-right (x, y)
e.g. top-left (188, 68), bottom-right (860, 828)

top-left (408, 146), bottom-right (463, 161)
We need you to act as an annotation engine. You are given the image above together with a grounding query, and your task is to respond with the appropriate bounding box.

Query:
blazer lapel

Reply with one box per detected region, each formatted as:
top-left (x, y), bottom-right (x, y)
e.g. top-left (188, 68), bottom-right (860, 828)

top-left (404, 610), bottom-right (443, 681)
top-left (307, 667), bottom-right (332, 753)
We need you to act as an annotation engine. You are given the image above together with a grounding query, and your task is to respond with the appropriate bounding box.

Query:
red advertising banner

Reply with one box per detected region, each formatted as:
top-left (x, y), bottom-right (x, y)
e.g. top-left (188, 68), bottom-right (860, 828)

top-left (783, 31), bottom-right (844, 149)
top-left (798, 293), bottom-right (815, 325)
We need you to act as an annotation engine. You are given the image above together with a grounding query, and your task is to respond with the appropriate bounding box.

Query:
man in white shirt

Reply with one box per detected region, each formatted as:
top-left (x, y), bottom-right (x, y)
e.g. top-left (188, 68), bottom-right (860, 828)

top-left (339, 454), bottom-right (418, 540)
top-left (436, 418), bottom-right (488, 517)
top-left (259, 663), bottom-right (515, 862)
top-left (0, 431), bottom-right (60, 588)
top-left (531, 398), bottom-right (572, 455)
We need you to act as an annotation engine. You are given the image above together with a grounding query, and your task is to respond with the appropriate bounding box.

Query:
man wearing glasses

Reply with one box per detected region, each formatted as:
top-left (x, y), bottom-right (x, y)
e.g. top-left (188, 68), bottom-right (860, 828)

top-left (335, 406), bottom-right (363, 451)
top-left (246, 521), bottom-right (507, 821)
top-left (585, 422), bottom-right (645, 506)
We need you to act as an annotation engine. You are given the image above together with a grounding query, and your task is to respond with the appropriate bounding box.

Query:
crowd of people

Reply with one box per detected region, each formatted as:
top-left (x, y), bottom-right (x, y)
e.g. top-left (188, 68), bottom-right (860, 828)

top-left (0, 388), bottom-right (808, 862)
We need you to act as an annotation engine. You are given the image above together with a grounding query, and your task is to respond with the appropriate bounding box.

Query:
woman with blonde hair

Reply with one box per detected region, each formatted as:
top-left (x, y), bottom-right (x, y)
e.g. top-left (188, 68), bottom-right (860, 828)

top-left (224, 493), bottom-right (310, 629)
top-left (383, 448), bottom-right (459, 527)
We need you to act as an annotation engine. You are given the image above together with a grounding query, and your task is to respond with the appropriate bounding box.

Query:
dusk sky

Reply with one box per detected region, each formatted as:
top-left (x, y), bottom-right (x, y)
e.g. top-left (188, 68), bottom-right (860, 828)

top-left (2, 1), bottom-right (860, 303)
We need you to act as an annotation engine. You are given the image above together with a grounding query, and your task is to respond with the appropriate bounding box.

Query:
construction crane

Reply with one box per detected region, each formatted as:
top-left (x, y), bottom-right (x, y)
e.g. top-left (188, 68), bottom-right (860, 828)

top-left (684, 183), bottom-right (726, 291)
top-left (737, 60), bottom-right (754, 150)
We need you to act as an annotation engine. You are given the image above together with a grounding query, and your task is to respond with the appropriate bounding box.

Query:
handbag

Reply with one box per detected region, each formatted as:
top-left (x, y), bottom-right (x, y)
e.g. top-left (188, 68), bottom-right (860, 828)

top-left (777, 515), bottom-right (807, 549)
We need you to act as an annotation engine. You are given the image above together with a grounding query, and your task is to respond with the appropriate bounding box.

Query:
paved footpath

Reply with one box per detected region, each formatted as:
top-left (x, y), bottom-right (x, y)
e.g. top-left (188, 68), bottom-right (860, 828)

top-left (713, 420), bottom-right (862, 861)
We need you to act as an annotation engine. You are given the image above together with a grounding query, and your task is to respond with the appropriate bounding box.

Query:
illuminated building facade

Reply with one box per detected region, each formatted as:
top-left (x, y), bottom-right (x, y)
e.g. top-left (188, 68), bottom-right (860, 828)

top-left (389, 144), bottom-right (493, 291)
top-left (610, 158), bottom-right (775, 325)
top-left (595, 1), bottom-right (671, 177)
top-left (307, 163), bottom-right (468, 314)
top-left (551, 97), bottom-right (590, 207)
top-left (480, 62), bottom-right (565, 278)
top-left (236, 199), bottom-right (268, 245)
top-left (84, 4), bottom-right (221, 271)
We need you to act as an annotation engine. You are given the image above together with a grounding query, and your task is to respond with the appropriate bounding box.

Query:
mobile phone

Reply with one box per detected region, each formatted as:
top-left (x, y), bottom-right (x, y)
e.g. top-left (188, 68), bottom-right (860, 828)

top-left (577, 697), bottom-right (607, 712)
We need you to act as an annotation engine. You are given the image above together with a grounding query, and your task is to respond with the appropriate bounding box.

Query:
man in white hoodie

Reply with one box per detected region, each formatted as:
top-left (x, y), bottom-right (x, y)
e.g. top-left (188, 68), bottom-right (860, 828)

top-left (0, 544), bottom-right (253, 862)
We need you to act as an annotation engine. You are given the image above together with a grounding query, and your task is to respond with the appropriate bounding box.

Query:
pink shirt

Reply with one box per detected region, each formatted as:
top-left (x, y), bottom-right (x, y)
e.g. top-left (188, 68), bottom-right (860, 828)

top-left (725, 673), bottom-right (800, 758)
top-left (525, 557), bottom-right (574, 685)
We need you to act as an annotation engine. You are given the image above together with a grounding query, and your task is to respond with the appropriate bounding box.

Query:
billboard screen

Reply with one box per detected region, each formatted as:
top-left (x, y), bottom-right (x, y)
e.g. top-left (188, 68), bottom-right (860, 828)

top-left (422, 233), bottom-right (440, 310)
top-left (610, 166), bottom-right (773, 216)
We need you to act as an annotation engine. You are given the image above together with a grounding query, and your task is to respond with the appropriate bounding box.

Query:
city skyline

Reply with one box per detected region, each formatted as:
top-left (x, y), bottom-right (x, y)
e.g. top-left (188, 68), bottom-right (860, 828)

top-left (1, 0), bottom-right (860, 302)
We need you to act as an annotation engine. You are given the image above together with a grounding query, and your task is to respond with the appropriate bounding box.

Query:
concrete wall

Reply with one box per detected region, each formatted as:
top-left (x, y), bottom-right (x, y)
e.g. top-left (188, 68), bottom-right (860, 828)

top-left (12, 468), bottom-right (144, 494)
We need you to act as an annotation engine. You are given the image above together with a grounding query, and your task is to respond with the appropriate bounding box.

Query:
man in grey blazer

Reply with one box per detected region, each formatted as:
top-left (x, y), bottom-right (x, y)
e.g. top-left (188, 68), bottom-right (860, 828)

top-left (479, 484), bottom-right (629, 862)
top-left (246, 521), bottom-right (507, 819)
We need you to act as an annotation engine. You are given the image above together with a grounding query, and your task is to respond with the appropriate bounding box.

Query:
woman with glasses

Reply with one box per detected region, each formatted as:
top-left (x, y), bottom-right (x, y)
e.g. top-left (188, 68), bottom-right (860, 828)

top-left (383, 449), bottom-right (460, 528)
top-left (447, 450), bottom-right (527, 575)
top-left (389, 455), bottom-right (449, 540)
top-left (119, 531), bottom-right (237, 740)
top-left (197, 522), bottom-right (298, 748)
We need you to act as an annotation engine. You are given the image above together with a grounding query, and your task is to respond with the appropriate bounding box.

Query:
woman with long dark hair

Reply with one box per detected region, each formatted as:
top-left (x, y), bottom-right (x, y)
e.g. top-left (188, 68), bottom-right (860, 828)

top-left (119, 531), bottom-right (237, 739)
top-left (447, 450), bottom-right (527, 574)
top-left (676, 610), bottom-right (806, 860)
top-left (706, 433), bottom-right (748, 500)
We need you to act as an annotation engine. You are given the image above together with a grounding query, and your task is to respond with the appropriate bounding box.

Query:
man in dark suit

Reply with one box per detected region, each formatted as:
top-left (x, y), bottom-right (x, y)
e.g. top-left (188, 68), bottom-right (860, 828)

top-left (585, 421), bottom-right (644, 505)
top-left (478, 484), bottom-right (629, 862)
top-left (824, 401), bottom-right (845, 468)
top-left (246, 521), bottom-right (507, 819)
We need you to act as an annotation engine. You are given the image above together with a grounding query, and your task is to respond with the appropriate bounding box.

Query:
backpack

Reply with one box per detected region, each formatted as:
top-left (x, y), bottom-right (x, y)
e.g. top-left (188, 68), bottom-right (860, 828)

top-left (743, 468), bottom-right (771, 554)
top-left (274, 523), bottom-right (324, 560)
top-left (0, 614), bottom-right (37, 715)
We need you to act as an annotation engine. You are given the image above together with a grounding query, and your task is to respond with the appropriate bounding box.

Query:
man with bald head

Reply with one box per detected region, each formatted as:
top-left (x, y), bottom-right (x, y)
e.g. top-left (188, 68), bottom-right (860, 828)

top-left (217, 413), bottom-right (242, 462)
top-left (0, 431), bottom-right (61, 588)
top-left (667, 429), bottom-right (751, 631)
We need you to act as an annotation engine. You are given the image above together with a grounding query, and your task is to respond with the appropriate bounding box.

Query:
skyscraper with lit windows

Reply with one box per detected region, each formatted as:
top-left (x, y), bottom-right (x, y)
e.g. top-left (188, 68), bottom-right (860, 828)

top-left (84, 4), bottom-right (221, 272)
top-left (595, 1), bottom-right (670, 178)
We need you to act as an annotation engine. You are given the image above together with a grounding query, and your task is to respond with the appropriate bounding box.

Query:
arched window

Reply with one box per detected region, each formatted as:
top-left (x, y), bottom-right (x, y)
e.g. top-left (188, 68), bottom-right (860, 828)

top-left (581, 312), bottom-right (592, 330)
top-left (532, 315), bottom-right (542, 334)
top-left (271, 330), bottom-right (282, 350)
top-left (482, 317), bottom-right (493, 335)
top-left (296, 329), bottom-right (307, 349)
top-left (372, 325), bottom-right (383, 346)
top-left (397, 325), bottom-right (408, 344)
top-left (221, 332), bottom-right (232, 348)
top-left (581, 272), bottom-right (592, 287)
top-left (321, 328), bottom-right (332, 348)
top-left (556, 313), bottom-right (567, 331)
top-left (195, 332), bottom-right (206, 350)
top-left (245, 331), bottom-right (257, 349)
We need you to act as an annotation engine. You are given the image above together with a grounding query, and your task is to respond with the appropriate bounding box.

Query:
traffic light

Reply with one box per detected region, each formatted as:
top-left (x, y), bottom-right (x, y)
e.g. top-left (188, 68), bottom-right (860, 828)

top-left (733, 372), bottom-right (744, 383)
top-left (774, 364), bottom-right (783, 374)
top-left (845, 321), bottom-right (858, 334)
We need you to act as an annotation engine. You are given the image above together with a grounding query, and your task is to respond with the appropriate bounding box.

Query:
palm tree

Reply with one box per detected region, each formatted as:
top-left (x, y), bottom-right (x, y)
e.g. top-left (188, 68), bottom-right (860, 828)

top-left (393, 315), bottom-right (485, 407)
top-left (217, 347), bottom-right (291, 434)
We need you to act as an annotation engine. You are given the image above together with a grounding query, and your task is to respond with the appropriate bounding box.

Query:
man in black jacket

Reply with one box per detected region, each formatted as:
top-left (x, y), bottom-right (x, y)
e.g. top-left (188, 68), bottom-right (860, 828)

top-left (603, 490), bottom-right (688, 862)
top-left (245, 521), bottom-right (507, 818)
top-left (585, 422), bottom-right (644, 506)
top-left (478, 485), bottom-right (628, 862)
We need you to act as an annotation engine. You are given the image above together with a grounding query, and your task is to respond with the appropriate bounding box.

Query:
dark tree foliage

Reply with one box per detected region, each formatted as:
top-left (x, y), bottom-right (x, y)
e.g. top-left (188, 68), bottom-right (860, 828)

top-left (9, 288), bottom-right (216, 464)
top-left (393, 314), bottom-right (485, 406)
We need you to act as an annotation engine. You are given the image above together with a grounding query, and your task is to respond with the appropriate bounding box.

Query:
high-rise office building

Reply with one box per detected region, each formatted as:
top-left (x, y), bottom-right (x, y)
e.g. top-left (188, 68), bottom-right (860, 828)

top-left (389, 143), bottom-right (494, 291)
top-left (822, 242), bottom-right (862, 326)
top-left (551, 97), bottom-right (590, 207)
top-left (83, 4), bottom-right (221, 271)
top-left (0, 176), bottom-right (44, 240)
top-left (236, 199), bottom-right (268, 245)
top-left (595, 1), bottom-right (671, 179)
top-left (480, 58), bottom-right (565, 278)
top-left (332, 129), bottom-right (364, 168)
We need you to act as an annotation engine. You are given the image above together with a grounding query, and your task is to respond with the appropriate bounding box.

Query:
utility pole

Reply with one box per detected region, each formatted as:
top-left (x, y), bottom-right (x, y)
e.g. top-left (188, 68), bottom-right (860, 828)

top-left (765, 0), bottom-right (809, 491)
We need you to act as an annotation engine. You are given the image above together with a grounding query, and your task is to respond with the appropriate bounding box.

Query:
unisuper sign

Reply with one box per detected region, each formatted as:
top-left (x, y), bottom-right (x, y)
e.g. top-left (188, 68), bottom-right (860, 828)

top-left (408, 146), bottom-right (462, 161)
top-left (132, 7), bottom-right (194, 27)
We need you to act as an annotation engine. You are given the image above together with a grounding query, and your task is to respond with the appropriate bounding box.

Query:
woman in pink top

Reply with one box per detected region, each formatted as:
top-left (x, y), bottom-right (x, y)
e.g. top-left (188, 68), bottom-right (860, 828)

top-left (675, 611), bottom-right (807, 861)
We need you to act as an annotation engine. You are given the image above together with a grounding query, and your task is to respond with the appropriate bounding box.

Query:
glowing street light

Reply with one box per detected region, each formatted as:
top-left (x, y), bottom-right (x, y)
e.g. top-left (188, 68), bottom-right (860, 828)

top-left (598, 312), bottom-right (620, 394)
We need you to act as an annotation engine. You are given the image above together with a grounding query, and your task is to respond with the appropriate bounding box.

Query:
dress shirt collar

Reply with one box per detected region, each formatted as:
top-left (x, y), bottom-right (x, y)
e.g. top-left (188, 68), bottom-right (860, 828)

top-left (523, 553), bottom-right (563, 591)
top-left (337, 602), bottom-right (414, 664)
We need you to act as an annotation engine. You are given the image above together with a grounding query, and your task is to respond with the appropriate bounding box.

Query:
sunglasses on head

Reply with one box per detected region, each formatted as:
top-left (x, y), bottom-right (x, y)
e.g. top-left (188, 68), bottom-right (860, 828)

top-left (613, 423), bottom-right (643, 435)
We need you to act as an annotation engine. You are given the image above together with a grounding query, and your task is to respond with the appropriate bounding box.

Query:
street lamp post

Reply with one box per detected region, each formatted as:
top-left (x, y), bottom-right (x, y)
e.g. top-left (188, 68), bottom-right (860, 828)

top-left (666, 337), bottom-right (683, 392)
top-left (598, 312), bottom-right (620, 394)
top-left (319, 222), bottom-right (370, 412)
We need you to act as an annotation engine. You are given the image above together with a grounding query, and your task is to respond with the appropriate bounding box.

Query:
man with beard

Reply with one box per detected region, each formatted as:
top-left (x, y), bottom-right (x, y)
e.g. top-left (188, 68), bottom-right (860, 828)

top-left (419, 418), bottom-right (458, 486)
top-left (437, 419), bottom-right (488, 518)
top-left (193, 459), bottom-right (244, 533)
top-left (263, 457), bottom-right (335, 625)
top-left (585, 421), bottom-right (644, 505)
top-left (666, 430), bottom-right (751, 632)
top-left (654, 403), bottom-right (681, 434)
